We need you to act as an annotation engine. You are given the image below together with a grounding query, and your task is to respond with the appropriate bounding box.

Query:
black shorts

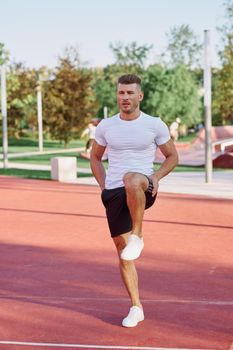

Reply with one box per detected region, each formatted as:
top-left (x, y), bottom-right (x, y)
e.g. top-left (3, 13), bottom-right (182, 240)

top-left (101, 178), bottom-right (157, 237)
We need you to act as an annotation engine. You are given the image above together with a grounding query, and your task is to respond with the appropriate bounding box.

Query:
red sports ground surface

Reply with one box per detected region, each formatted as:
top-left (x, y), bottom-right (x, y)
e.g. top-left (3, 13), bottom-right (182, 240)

top-left (0, 175), bottom-right (233, 350)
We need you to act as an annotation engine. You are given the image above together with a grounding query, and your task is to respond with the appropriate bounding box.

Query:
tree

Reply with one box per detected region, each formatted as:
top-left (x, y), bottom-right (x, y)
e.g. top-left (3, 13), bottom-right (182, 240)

top-left (92, 63), bottom-right (138, 119)
top-left (1, 45), bottom-right (39, 138)
top-left (215, 0), bottom-right (233, 124)
top-left (0, 42), bottom-right (9, 65)
top-left (110, 41), bottom-right (152, 68)
top-left (91, 67), bottom-right (117, 119)
top-left (43, 48), bottom-right (97, 145)
top-left (92, 42), bottom-right (151, 119)
top-left (6, 63), bottom-right (38, 137)
top-left (142, 64), bottom-right (202, 128)
top-left (215, 55), bottom-right (233, 124)
top-left (0, 43), bottom-right (10, 137)
top-left (162, 24), bottom-right (202, 68)
top-left (212, 68), bottom-right (225, 125)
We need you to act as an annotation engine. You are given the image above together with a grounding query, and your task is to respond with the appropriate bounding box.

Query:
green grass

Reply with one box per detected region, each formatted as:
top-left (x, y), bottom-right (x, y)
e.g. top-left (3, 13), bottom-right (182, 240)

top-left (0, 168), bottom-right (52, 180)
top-left (156, 164), bottom-right (205, 172)
top-left (178, 132), bottom-right (198, 143)
top-left (8, 153), bottom-right (110, 170)
top-left (173, 165), bottom-right (204, 172)
top-left (9, 152), bottom-right (91, 168)
top-left (0, 136), bottom-right (91, 168)
top-left (0, 135), bottom-right (212, 181)
top-left (0, 168), bottom-right (92, 180)
top-left (7, 152), bottom-right (206, 173)
top-left (0, 137), bottom-right (85, 154)
top-left (0, 164), bottom-right (217, 182)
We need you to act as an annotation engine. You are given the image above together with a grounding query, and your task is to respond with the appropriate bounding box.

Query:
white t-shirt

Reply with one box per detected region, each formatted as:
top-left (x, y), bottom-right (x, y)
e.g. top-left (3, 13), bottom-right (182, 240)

top-left (95, 112), bottom-right (170, 189)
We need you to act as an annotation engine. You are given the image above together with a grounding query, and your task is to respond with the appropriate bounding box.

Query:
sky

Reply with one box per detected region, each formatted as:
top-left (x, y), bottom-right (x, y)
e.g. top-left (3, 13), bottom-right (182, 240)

top-left (0, 0), bottom-right (226, 69)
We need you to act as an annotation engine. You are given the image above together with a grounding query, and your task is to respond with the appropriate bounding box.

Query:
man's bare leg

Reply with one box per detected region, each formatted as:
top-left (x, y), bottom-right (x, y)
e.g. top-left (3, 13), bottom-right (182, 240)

top-left (113, 233), bottom-right (144, 327)
top-left (113, 233), bottom-right (142, 307)
top-left (120, 172), bottom-right (149, 261)
top-left (123, 172), bottom-right (149, 238)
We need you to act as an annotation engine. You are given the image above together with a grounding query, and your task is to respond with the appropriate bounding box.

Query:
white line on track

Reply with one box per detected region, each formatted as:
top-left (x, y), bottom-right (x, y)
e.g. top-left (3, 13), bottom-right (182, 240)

top-left (0, 341), bottom-right (215, 350)
top-left (1, 295), bottom-right (233, 306)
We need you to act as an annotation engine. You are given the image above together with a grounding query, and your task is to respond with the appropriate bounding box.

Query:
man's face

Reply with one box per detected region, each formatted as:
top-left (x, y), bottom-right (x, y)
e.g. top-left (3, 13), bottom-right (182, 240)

top-left (117, 83), bottom-right (143, 114)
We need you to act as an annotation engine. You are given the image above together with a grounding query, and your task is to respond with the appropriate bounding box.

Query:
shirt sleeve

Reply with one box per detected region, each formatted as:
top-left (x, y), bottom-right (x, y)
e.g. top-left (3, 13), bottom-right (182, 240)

top-left (95, 120), bottom-right (107, 147)
top-left (155, 118), bottom-right (171, 145)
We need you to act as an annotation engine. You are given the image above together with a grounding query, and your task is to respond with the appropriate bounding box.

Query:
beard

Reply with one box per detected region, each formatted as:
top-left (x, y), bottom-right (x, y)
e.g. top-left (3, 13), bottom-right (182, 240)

top-left (120, 101), bottom-right (139, 114)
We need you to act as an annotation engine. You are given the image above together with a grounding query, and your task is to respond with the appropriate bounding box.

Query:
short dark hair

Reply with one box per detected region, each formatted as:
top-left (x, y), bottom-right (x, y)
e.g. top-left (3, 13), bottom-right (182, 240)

top-left (118, 74), bottom-right (141, 86)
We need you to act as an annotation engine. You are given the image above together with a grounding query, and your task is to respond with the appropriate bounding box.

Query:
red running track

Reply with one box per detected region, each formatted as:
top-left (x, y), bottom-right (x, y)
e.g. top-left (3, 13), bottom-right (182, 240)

top-left (0, 176), bottom-right (233, 350)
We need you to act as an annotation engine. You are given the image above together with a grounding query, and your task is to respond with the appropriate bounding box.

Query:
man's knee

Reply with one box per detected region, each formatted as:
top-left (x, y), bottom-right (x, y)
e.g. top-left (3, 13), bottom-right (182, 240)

top-left (123, 172), bottom-right (148, 192)
top-left (113, 235), bottom-right (127, 255)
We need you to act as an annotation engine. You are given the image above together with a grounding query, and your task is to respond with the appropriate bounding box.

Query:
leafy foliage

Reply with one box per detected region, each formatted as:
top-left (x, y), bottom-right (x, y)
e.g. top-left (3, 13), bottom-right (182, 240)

top-left (215, 0), bottom-right (233, 124)
top-left (142, 64), bottom-right (202, 127)
top-left (110, 41), bottom-right (152, 67)
top-left (162, 24), bottom-right (202, 68)
top-left (7, 63), bottom-right (38, 137)
top-left (93, 42), bottom-right (152, 118)
top-left (43, 51), bottom-right (97, 145)
top-left (3, 6), bottom-right (233, 142)
top-left (0, 42), bottom-right (10, 65)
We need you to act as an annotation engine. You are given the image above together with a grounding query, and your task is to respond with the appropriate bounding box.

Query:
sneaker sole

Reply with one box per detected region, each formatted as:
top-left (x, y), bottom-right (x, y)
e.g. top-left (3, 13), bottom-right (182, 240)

top-left (120, 248), bottom-right (144, 260)
top-left (122, 317), bottom-right (144, 328)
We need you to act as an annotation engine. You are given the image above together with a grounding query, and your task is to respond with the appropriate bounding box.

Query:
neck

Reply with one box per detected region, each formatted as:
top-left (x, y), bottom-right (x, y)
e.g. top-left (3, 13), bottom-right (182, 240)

top-left (120, 110), bottom-right (141, 121)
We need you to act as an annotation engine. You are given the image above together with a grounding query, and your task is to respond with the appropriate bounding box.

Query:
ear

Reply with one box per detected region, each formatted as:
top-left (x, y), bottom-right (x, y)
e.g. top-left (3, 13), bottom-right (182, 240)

top-left (139, 91), bottom-right (144, 101)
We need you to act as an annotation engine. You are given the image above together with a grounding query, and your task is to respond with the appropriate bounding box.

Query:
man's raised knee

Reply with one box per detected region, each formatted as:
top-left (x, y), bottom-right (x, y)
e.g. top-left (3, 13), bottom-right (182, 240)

top-left (123, 172), bottom-right (147, 191)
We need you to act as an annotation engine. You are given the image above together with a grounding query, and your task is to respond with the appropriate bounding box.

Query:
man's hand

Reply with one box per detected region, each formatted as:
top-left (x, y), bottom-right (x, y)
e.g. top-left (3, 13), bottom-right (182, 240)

top-left (149, 173), bottom-right (159, 197)
top-left (149, 139), bottom-right (178, 197)
top-left (90, 141), bottom-right (106, 190)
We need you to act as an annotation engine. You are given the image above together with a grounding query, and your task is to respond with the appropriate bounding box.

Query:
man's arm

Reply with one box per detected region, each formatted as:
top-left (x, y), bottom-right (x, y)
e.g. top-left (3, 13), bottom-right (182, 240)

top-left (150, 139), bottom-right (178, 196)
top-left (90, 140), bottom-right (106, 191)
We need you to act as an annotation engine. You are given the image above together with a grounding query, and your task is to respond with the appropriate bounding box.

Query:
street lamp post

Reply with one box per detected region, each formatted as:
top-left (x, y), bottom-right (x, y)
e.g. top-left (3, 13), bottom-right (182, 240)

top-left (204, 30), bottom-right (212, 183)
top-left (36, 79), bottom-right (43, 152)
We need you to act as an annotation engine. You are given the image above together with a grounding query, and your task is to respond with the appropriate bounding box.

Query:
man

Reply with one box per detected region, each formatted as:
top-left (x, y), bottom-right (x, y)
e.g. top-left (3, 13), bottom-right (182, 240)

top-left (81, 119), bottom-right (98, 153)
top-left (169, 117), bottom-right (181, 141)
top-left (90, 74), bottom-right (178, 328)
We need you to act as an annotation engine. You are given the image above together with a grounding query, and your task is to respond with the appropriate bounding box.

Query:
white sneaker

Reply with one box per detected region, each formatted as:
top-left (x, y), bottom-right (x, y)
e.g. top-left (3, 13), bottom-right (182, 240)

top-left (120, 234), bottom-right (144, 260)
top-left (122, 306), bottom-right (144, 327)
